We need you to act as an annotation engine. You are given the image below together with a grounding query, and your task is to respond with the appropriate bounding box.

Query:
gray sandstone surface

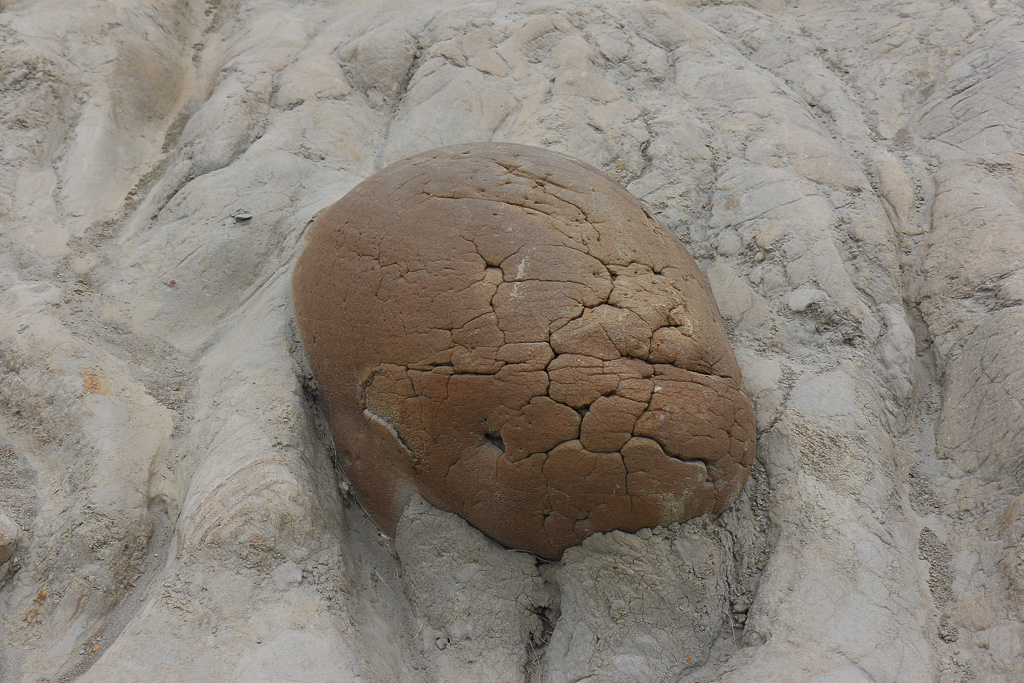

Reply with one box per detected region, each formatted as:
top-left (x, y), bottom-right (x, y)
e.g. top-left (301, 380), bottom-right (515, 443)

top-left (1, 0), bottom-right (1022, 681)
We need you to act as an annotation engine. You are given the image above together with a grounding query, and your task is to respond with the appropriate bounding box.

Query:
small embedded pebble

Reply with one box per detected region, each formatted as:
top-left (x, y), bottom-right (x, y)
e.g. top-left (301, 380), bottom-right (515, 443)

top-left (786, 288), bottom-right (826, 312)
top-left (0, 512), bottom-right (19, 565)
top-left (716, 233), bottom-right (743, 257)
top-left (272, 561), bottom-right (304, 590)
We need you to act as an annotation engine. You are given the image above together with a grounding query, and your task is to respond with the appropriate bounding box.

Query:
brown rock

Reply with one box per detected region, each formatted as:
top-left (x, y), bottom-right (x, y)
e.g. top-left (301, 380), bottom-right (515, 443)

top-left (292, 143), bottom-right (755, 559)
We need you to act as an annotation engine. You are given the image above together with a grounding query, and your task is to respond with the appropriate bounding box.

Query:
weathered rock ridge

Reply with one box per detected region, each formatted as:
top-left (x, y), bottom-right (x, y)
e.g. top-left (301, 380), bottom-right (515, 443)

top-left (1, 0), bottom-right (1023, 681)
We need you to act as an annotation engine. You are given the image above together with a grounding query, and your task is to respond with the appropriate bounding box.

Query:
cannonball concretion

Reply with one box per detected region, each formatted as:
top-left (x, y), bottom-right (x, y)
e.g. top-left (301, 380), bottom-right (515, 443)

top-left (292, 143), bottom-right (755, 559)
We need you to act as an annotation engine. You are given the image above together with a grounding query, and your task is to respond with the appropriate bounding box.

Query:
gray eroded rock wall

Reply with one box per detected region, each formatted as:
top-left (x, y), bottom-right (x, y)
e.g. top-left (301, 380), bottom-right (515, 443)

top-left (1, 0), bottom-right (1022, 681)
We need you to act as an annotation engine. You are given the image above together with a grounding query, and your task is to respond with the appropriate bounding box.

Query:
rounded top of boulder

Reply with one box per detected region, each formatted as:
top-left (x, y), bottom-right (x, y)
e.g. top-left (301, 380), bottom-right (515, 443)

top-left (292, 142), bottom-right (755, 559)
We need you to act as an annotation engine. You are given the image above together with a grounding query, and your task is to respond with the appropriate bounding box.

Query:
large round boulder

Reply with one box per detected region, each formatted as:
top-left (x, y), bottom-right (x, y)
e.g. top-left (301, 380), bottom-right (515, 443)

top-left (292, 143), bottom-right (755, 559)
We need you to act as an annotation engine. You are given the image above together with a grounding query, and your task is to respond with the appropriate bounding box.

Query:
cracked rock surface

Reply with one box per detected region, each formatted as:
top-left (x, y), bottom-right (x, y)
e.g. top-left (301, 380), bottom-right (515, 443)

top-left (2, 0), bottom-right (1024, 681)
top-left (293, 143), bottom-right (755, 560)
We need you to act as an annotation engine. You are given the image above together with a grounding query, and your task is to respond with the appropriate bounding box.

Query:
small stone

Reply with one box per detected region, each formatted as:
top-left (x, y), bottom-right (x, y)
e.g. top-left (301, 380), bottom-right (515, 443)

top-left (0, 512), bottom-right (19, 565)
top-left (272, 561), bottom-right (303, 590)
top-left (716, 232), bottom-right (743, 257)
top-left (785, 288), bottom-right (826, 312)
top-left (233, 211), bottom-right (252, 222)
top-left (636, 528), bottom-right (653, 540)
